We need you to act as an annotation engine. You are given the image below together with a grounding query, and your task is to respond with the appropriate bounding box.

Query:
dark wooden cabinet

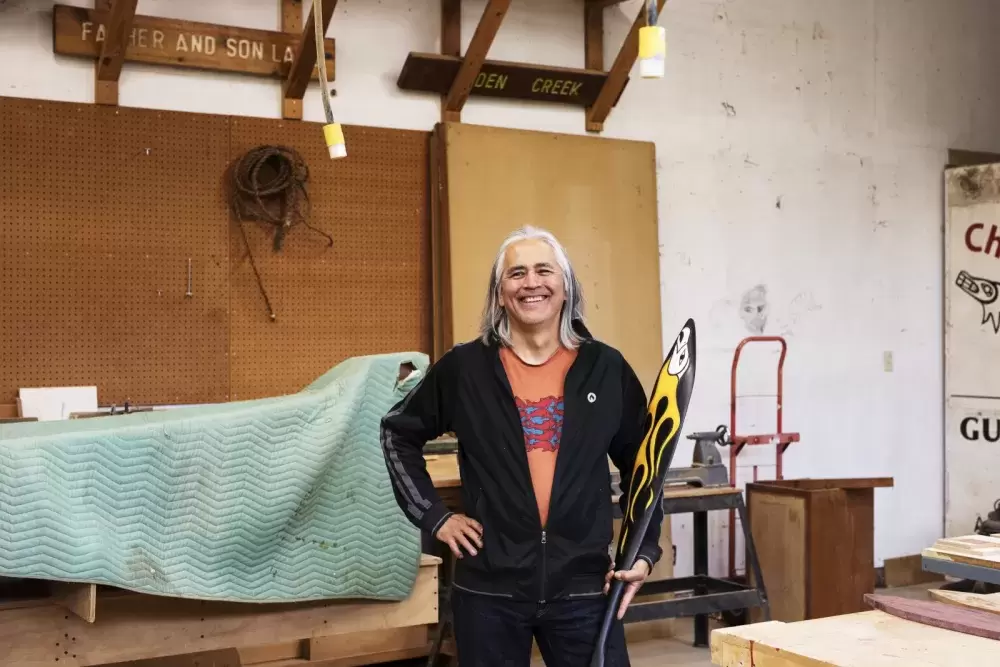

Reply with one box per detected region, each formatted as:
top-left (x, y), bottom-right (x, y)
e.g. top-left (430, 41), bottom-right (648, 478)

top-left (746, 477), bottom-right (894, 622)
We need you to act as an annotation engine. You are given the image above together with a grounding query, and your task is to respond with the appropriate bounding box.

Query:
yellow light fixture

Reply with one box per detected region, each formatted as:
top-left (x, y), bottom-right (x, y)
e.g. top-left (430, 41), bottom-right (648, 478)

top-left (313, 0), bottom-right (346, 159)
top-left (638, 1), bottom-right (666, 79)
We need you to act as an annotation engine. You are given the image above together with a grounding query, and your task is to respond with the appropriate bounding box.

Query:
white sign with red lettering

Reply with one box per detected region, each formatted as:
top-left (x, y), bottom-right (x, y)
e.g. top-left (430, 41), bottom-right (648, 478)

top-left (944, 163), bottom-right (1000, 536)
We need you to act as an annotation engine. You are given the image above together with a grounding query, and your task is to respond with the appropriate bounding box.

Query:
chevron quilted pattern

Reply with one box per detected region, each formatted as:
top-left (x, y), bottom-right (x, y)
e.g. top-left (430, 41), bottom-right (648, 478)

top-left (0, 353), bottom-right (428, 603)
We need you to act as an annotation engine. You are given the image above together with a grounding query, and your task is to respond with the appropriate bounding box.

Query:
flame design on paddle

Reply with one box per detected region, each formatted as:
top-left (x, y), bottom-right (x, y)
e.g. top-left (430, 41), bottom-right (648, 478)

top-left (617, 324), bottom-right (692, 559)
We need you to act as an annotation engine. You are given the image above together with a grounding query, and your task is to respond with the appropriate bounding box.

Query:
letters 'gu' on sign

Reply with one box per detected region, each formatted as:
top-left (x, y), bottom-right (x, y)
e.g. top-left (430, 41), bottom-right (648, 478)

top-left (52, 5), bottom-right (335, 80)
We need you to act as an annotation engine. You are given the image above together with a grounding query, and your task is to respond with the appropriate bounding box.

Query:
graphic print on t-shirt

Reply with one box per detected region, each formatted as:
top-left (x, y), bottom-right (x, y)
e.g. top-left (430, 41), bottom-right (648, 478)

top-left (499, 345), bottom-right (577, 526)
top-left (516, 395), bottom-right (564, 453)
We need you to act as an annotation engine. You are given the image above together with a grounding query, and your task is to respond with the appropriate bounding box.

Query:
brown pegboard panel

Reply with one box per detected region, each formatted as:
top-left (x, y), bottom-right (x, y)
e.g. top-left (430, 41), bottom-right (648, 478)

top-left (228, 119), bottom-right (431, 400)
top-left (0, 97), bottom-right (231, 406)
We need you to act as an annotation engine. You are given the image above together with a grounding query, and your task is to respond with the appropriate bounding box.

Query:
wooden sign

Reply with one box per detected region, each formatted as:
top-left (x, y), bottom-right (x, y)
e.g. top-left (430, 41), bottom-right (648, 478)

top-left (52, 5), bottom-right (335, 80)
top-left (397, 53), bottom-right (628, 108)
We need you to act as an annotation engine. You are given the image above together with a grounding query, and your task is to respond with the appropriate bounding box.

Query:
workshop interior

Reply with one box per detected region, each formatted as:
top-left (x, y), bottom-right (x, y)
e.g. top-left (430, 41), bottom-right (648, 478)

top-left (2, 0), bottom-right (1000, 665)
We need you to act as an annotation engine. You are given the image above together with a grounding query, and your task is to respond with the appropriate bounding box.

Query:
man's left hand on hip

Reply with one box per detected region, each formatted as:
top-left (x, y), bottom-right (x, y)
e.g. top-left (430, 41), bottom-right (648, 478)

top-left (603, 558), bottom-right (651, 619)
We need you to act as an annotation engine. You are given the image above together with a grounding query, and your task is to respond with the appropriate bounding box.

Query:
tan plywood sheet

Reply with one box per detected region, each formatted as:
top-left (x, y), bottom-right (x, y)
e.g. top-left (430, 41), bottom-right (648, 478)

top-left (437, 122), bottom-right (662, 392)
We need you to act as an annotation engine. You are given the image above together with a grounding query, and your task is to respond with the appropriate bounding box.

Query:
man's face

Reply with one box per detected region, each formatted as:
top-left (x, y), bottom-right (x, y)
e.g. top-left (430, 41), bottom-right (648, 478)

top-left (499, 239), bottom-right (566, 329)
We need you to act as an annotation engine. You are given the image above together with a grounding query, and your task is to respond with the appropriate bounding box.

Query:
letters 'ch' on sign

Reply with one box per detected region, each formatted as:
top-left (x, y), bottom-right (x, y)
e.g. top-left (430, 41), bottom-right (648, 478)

top-left (52, 4), bottom-right (335, 80)
top-left (397, 53), bottom-right (628, 108)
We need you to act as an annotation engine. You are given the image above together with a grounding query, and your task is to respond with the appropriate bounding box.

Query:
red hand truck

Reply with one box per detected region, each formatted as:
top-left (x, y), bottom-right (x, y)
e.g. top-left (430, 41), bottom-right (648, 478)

top-left (727, 336), bottom-right (801, 580)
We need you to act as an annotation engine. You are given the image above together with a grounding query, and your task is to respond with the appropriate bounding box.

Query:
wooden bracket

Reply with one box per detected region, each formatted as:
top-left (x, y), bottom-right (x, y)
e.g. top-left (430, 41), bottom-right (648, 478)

top-left (94, 0), bottom-right (138, 105)
top-left (440, 0), bottom-right (462, 121)
top-left (282, 0), bottom-right (338, 117)
top-left (441, 0), bottom-right (512, 121)
top-left (585, 0), bottom-right (666, 133)
top-left (281, 0), bottom-right (304, 119)
top-left (399, 0), bottom-right (641, 131)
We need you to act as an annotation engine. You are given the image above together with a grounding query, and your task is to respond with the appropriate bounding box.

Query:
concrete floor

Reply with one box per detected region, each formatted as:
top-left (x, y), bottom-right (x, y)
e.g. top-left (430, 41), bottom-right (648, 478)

top-left (385, 581), bottom-right (946, 667)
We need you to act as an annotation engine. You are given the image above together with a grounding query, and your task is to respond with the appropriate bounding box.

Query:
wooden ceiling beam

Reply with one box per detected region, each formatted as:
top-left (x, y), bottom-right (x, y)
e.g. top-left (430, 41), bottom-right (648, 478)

top-left (93, 0), bottom-right (138, 105)
top-left (585, 0), bottom-right (666, 132)
top-left (283, 0), bottom-right (338, 102)
top-left (442, 0), bottom-right (512, 117)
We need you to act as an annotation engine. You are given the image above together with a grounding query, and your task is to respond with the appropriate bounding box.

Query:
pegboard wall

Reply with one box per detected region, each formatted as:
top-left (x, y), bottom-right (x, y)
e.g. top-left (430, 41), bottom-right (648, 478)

top-left (229, 119), bottom-right (432, 400)
top-left (0, 96), bottom-right (431, 407)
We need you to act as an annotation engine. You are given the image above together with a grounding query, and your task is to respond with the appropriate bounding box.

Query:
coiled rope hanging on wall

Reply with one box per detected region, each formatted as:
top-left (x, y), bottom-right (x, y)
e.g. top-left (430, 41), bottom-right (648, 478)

top-left (228, 145), bottom-right (333, 322)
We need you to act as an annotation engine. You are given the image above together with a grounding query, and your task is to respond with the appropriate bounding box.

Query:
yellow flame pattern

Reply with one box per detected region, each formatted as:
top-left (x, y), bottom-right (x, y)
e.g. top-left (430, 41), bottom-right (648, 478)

top-left (617, 359), bottom-right (683, 558)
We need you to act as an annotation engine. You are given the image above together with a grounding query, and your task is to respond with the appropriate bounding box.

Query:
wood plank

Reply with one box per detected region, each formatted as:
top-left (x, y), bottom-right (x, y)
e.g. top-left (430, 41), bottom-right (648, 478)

top-left (51, 582), bottom-right (97, 624)
top-left (440, 0), bottom-right (461, 122)
top-left (237, 638), bottom-right (305, 664)
top-left (306, 624), bottom-right (428, 661)
top-left (930, 590), bottom-right (1000, 616)
top-left (584, 0), bottom-right (603, 71)
top-left (586, 0), bottom-right (666, 132)
top-left (864, 593), bottom-right (1000, 641)
top-left (283, 0), bottom-right (338, 100)
top-left (923, 546), bottom-right (1000, 571)
top-left (281, 0), bottom-right (304, 119)
top-left (883, 554), bottom-right (945, 587)
top-left (710, 610), bottom-right (1000, 666)
top-left (101, 648), bottom-right (242, 666)
top-left (53, 4), bottom-right (335, 80)
top-left (0, 556), bottom-right (440, 667)
top-left (443, 0), bottom-right (512, 114)
top-left (94, 0), bottom-right (138, 83)
top-left (933, 534), bottom-right (1000, 558)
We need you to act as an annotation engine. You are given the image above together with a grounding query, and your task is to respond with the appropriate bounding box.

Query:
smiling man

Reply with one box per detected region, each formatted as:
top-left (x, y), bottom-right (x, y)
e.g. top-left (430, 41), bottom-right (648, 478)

top-left (380, 226), bottom-right (662, 667)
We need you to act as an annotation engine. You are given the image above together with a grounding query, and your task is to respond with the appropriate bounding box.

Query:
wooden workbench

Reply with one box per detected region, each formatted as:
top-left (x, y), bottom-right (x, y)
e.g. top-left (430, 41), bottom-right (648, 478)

top-left (0, 554), bottom-right (441, 666)
top-left (710, 609), bottom-right (1000, 666)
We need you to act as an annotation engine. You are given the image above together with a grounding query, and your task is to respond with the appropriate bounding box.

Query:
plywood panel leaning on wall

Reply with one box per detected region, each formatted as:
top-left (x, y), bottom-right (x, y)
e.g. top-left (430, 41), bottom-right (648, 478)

top-left (432, 122), bottom-right (671, 639)
top-left (431, 122), bottom-right (663, 395)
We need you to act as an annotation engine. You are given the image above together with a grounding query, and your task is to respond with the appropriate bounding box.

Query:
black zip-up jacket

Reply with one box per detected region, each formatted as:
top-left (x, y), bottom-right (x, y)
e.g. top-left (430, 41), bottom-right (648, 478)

top-left (380, 324), bottom-right (664, 602)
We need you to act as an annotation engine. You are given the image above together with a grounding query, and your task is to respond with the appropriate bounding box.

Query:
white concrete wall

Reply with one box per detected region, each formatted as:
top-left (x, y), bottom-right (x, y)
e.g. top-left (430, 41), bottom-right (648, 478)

top-left (3, 0), bottom-right (1000, 577)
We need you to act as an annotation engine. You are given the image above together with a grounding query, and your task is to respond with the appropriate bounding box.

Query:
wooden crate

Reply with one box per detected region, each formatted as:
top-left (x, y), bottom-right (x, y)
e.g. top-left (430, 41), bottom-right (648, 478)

top-left (746, 477), bottom-right (893, 622)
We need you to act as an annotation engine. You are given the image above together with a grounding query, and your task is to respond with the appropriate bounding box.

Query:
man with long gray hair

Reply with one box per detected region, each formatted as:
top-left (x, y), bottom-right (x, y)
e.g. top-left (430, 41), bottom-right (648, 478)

top-left (381, 226), bottom-right (662, 666)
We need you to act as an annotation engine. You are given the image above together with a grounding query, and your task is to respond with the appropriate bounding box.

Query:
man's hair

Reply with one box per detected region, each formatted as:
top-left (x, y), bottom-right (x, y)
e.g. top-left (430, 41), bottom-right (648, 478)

top-left (478, 225), bottom-right (585, 348)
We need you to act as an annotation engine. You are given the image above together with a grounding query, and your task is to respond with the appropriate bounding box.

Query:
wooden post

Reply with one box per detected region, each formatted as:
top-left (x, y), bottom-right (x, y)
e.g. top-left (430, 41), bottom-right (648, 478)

top-left (440, 0), bottom-right (462, 122)
top-left (282, 0), bottom-right (337, 107)
top-left (93, 0), bottom-right (138, 105)
top-left (442, 0), bottom-right (511, 118)
top-left (584, 0), bottom-right (603, 72)
top-left (282, 0), bottom-right (304, 119)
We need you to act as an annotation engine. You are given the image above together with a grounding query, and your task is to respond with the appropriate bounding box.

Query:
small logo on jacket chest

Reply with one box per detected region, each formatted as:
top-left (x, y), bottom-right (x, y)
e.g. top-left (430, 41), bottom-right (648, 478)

top-left (587, 392), bottom-right (597, 403)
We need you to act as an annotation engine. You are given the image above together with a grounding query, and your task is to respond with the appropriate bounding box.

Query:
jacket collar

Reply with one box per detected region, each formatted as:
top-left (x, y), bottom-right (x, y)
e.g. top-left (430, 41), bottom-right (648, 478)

top-left (484, 318), bottom-right (594, 352)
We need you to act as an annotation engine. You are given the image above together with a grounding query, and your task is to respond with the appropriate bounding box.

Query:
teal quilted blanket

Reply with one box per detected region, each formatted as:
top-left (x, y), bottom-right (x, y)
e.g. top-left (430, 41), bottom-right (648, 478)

top-left (0, 353), bottom-right (427, 603)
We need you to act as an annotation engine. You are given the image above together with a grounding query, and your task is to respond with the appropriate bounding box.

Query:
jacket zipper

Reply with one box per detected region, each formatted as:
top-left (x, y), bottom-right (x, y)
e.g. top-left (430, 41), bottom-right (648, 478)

top-left (540, 530), bottom-right (547, 603)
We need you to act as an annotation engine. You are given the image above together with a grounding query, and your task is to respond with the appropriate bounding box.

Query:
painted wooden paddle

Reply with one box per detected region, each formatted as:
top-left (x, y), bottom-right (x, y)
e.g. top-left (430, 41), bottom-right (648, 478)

top-left (589, 318), bottom-right (698, 667)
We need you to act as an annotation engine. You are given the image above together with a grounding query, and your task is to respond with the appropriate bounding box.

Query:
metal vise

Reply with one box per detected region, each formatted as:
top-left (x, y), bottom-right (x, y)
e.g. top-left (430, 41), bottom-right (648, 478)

top-left (662, 425), bottom-right (732, 489)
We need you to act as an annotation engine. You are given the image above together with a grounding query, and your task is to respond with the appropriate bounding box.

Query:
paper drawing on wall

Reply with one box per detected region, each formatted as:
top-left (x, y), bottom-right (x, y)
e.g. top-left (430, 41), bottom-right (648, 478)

top-left (739, 284), bottom-right (768, 334)
top-left (956, 270), bottom-right (1000, 333)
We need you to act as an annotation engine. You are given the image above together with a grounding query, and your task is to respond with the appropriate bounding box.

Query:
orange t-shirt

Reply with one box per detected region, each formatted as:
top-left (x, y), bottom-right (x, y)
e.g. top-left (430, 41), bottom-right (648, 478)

top-left (499, 345), bottom-right (578, 528)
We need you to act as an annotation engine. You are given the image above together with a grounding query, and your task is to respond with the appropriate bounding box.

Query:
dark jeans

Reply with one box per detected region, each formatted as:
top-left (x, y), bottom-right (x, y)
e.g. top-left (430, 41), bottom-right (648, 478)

top-left (450, 586), bottom-right (631, 667)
